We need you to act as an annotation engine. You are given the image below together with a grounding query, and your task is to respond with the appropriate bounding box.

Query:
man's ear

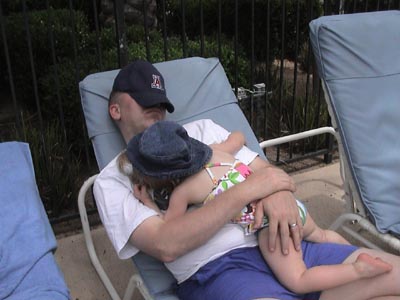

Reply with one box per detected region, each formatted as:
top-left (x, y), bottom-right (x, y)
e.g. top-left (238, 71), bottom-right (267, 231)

top-left (109, 103), bottom-right (121, 120)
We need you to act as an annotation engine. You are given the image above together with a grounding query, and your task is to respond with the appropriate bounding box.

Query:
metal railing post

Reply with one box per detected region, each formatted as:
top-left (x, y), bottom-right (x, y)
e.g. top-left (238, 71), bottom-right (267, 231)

top-left (114, 0), bottom-right (128, 67)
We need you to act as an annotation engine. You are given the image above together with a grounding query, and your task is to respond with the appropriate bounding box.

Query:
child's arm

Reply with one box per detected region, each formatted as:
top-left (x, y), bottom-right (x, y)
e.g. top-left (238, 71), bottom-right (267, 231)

top-left (211, 131), bottom-right (245, 155)
top-left (164, 172), bottom-right (211, 222)
top-left (163, 185), bottom-right (191, 222)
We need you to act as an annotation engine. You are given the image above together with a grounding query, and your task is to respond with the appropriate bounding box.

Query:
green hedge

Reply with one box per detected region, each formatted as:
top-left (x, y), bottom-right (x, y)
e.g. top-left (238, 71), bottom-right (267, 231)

top-left (160, 0), bottom-right (323, 63)
top-left (0, 9), bottom-right (91, 110)
top-left (1, 7), bottom-right (252, 218)
top-left (0, 3), bottom-right (335, 218)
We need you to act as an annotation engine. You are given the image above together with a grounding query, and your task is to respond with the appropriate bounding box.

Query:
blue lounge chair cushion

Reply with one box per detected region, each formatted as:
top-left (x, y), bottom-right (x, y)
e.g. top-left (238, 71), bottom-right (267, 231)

top-left (0, 142), bottom-right (70, 299)
top-left (309, 11), bottom-right (400, 235)
top-left (132, 252), bottom-right (178, 299)
top-left (80, 57), bottom-right (265, 170)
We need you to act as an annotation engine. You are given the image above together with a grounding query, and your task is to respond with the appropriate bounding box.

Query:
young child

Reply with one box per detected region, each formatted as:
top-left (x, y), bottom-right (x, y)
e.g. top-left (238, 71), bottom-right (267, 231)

top-left (118, 120), bottom-right (392, 294)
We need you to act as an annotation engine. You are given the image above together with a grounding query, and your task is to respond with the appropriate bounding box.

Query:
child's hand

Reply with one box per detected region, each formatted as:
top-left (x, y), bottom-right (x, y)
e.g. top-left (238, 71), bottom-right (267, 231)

top-left (210, 131), bottom-right (246, 155)
top-left (210, 143), bottom-right (226, 152)
top-left (133, 184), bottom-right (163, 215)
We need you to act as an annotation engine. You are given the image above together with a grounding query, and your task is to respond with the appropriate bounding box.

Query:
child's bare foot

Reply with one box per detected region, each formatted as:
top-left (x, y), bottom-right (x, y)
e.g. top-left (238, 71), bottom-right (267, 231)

top-left (353, 253), bottom-right (393, 278)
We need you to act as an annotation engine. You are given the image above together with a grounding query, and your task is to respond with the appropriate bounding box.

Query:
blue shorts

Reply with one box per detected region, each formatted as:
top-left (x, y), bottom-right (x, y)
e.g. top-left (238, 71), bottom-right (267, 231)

top-left (177, 241), bottom-right (358, 300)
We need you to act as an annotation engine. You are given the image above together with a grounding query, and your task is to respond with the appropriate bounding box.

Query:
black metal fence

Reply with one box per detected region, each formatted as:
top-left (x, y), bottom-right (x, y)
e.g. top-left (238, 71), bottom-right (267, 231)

top-left (0, 0), bottom-right (398, 223)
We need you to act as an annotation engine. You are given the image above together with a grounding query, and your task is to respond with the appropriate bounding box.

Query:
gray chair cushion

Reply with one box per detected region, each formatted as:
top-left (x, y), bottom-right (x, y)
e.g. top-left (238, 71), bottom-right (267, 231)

top-left (309, 11), bottom-right (400, 235)
top-left (132, 252), bottom-right (177, 299)
top-left (0, 142), bottom-right (69, 299)
top-left (79, 57), bottom-right (264, 170)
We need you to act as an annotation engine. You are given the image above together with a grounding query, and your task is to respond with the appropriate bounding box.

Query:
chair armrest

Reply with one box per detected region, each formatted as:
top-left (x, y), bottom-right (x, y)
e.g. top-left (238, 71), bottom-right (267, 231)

top-left (78, 175), bottom-right (122, 300)
top-left (259, 126), bottom-right (336, 149)
top-left (78, 175), bottom-right (153, 300)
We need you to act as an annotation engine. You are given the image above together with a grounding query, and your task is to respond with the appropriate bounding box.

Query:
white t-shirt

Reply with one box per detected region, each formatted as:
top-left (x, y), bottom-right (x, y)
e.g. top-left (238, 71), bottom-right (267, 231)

top-left (93, 119), bottom-right (259, 282)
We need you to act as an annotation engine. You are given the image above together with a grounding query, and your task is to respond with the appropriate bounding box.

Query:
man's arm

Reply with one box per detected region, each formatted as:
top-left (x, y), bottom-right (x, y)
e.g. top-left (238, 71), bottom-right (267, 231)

top-left (186, 119), bottom-right (302, 255)
top-left (130, 165), bottom-right (296, 262)
top-left (249, 156), bottom-right (303, 254)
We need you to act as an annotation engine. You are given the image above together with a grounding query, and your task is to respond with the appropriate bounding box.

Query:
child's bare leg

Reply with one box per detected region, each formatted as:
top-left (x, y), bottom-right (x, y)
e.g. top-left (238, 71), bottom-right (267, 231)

top-left (320, 248), bottom-right (399, 300)
top-left (258, 228), bottom-right (391, 294)
top-left (303, 214), bottom-right (349, 245)
top-left (258, 227), bottom-right (309, 293)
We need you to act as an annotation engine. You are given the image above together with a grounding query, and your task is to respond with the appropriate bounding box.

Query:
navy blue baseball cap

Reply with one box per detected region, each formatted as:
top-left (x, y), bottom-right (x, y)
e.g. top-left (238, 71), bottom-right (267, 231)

top-left (112, 60), bottom-right (175, 113)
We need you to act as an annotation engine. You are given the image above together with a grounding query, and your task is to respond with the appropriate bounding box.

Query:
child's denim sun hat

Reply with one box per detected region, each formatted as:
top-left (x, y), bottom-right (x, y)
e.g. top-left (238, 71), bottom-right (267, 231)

top-left (127, 121), bottom-right (212, 179)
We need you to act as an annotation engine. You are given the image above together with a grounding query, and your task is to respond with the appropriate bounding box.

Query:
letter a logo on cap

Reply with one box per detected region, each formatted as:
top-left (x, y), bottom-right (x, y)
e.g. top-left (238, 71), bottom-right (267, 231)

top-left (151, 74), bottom-right (163, 90)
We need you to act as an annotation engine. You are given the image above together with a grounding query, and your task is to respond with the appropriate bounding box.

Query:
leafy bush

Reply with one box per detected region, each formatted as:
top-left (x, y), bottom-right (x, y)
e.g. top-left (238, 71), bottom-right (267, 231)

top-left (0, 9), bottom-right (91, 110)
top-left (264, 68), bottom-right (329, 152)
top-left (1, 0), bottom-right (93, 21)
top-left (159, 0), bottom-right (323, 63)
top-left (323, 0), bottom-right (393, 14)
top-left (122, 27), bottom-right (250, 87)
top-left (1, 2), bottom-right (331, 220)
top-left (3, 10), bottom-right (251, 218)
top-left (29, 19), bottom-right (251, 151)
top-left (8, 113), bottom-right (83, 217)
top-left (38, 43), bottom-right (118, 154)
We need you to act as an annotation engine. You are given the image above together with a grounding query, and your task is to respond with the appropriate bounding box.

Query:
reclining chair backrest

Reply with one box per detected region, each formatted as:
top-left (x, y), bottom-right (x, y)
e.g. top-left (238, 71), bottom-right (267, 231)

top-left (79, 57), bottom-right (265, 299)
top-left (309, 11), bottom-right (400, 236)
top-left (80, 57), bottom-right (265, 171)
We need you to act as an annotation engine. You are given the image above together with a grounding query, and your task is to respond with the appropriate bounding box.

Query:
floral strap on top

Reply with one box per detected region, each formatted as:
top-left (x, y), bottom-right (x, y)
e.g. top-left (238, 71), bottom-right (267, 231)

top-left (203, 160), bottom-right (307, 236)
top-left (203, 160), bottom-right (260, 235)
top-left (203, 160), bottom-right (252, 202)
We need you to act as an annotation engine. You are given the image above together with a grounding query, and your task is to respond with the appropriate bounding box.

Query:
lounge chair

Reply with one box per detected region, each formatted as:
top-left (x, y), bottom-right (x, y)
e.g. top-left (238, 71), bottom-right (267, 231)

top-left (77, 56), bottom-right (335, 300)
top-left (78, 56), bottom-right (268, 300)
top-left (309, 10), bottom-right (400, 252)
top-left (0, 141), bottom-right (70, 300)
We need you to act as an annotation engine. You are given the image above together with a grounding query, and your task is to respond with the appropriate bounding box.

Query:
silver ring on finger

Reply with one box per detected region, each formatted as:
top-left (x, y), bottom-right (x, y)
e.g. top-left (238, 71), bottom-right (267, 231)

top-left (289, 223), bottom-right (297, 229)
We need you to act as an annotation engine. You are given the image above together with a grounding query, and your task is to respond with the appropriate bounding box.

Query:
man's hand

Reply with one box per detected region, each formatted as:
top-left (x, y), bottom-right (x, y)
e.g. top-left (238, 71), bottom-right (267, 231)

top-left (239, 165), bottom-right (296, 201)
top-left (255, 191), bottom-right (303, 255)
